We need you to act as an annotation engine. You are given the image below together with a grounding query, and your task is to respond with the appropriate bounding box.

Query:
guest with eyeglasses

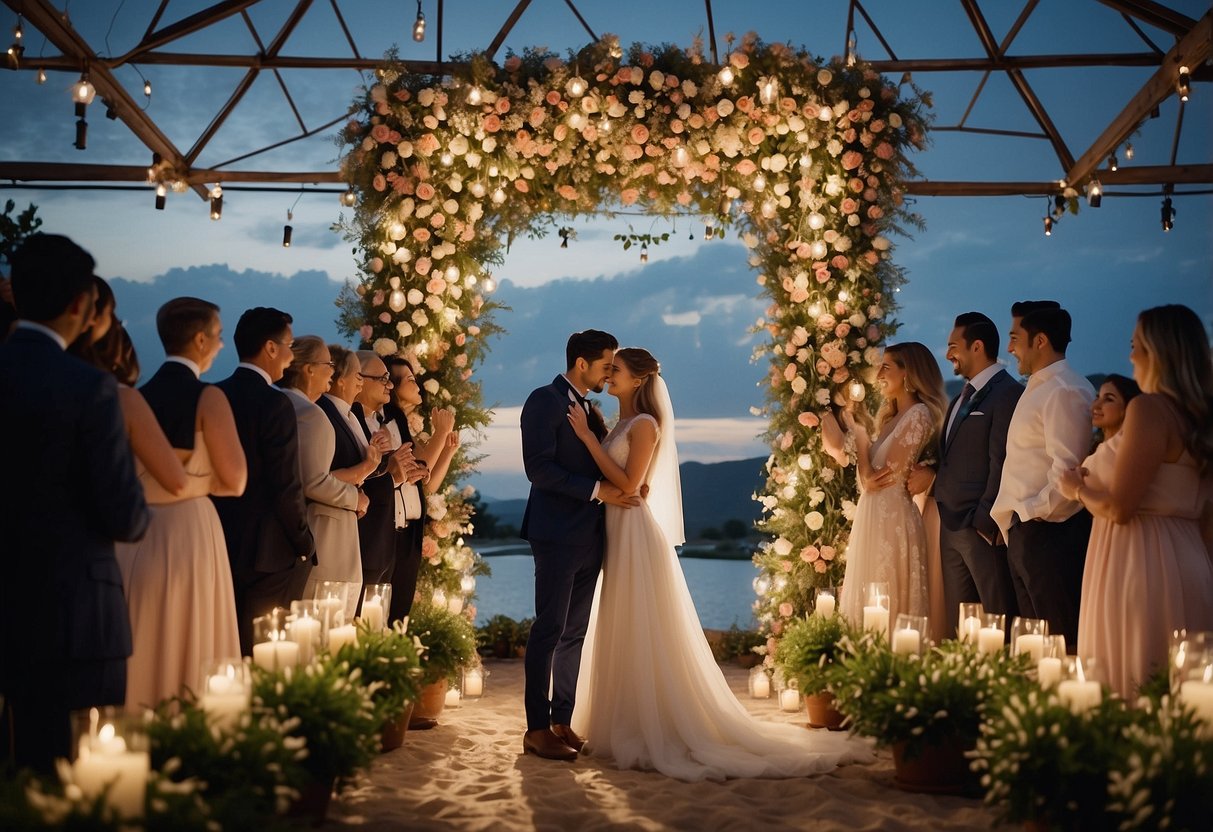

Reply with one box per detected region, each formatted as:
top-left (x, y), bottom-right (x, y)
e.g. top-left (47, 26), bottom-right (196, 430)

top-left (212, 307), bottom-right (316, 654)
top-left (382, 357), bottom-right (457, 623)
top-left (115, 297), bottom-right (247, 709)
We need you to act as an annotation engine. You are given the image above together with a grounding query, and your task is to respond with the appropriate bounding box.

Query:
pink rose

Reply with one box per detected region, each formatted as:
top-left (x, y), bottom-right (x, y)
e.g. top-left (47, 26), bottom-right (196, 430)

top-left (421, 537), bottom-right (438, 558)
top-left (814, 560), bottom-right (828, 574)
top-left (747, 127), bottom-right (766, 145)
top-left (798, 411), bottom-right (820, 428)
top-left (514, 179), bottom-right (529, 193)
top-left (867, 205), bottom-right (884, 219)
top-left (815, 359), bottom-right (830, 375)
top-left (378, 312), bottom-right (391, 323)
top-left (359, 325), bottom-right (373, 341)
top-left (801, 546), bottom-right (820, 562)
top-left (483, 114), bottom-right (502, 133)
top-left (495, 98), bottom-right (510, 114)
top-left (841, 151), bottom-right (863, 170)
top-left (736, 96), bottom-right (754, 113)
top-left (369, 257), bottom-right (384, 273)
top-left (729, 52), bottom-right (750, 69)
top-left (821, 546), bottom-right (836, 561)
top-left (779, 602), bottom-right (794, 617)
top-left (371, 123), bottom-right (391, 143)
top-left (620, 188), bottom-right (640, 205)
top-left (413, 228), bottom-right (431, 242)
top-left (834, 323), bottom-right (851, 338)
top-left (426, 277), bottom-right (447, 294)
top-left (849, 178), bottom-right (865, 193)
top-left (545, 90), bottom-right (562, 106)
top-left (529, 107), bottom-right (546, 127)
top-left (429, 213), bottom-right (445, 228)
top-left (557, 185), bottom-right (578, 200)
top-left (630, 124), bottom-right (650, 144)
top-left (840, 198), bottom-right (858, 215)
top-left (415, 182), bottom-right (436, 201)
top-left (735, 159), bottom-right (758, 176)
top-left (864, 251), bottom-right (880, 266)
top-left (781, 560), bottom-right (793, 573)
top-left (504, 55), bottom-right (522, 72)
top-left (875, 142), bottom-right (894, 160)
top-left (372, 174), bottom-right (386, 192)
top-left (831, 255), bottom-right (849, 270)
top-left (783, 363), bottom-right (797, 382)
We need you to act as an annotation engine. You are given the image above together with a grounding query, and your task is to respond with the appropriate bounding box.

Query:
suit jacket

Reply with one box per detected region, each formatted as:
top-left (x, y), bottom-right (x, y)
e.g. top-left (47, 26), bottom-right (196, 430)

top-left (382, 402), bottom-right (429, 527)
top-left (139, 360), bottom-right (206, 449)
top-left (520, 375), bottom-right (606, 546)
top-left (934, 368), bottom-right (1024, 539)
top-left (350, 401), bottom-right (397, 582)
top-left (0, 327), bottom-right (148, 692)
top-left (212, 367), bottom-right (315, 575)
top-left (287, 389), bottom-right (361, 580)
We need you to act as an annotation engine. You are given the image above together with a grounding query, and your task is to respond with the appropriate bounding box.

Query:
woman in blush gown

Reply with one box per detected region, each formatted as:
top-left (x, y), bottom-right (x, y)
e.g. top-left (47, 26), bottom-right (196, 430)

top-left (1062, 305), bottom-right (1213, 699)
top-left (115, 299), bottom-right (247, 708)
top-left (823, 343), bottom-right (946, 628)
top-left (566, 348), bottom-right (872, 782)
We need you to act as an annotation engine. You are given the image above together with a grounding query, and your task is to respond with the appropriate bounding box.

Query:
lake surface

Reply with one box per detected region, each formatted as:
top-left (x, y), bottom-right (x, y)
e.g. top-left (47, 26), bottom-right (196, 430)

top-left (472, 553), bottom-right (758, 630)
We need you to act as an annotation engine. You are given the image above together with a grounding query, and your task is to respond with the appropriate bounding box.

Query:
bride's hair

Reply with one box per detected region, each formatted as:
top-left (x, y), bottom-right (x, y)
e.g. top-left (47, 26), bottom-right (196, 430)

top-left (876, 342), bottom-right (946, 441)
top-left (615, 347), bottom-right (663, 425)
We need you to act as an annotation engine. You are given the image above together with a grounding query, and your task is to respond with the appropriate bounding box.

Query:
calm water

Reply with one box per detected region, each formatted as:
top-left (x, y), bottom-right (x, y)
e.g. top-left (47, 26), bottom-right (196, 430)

top-left (472, 553), bottom-right (758, 630)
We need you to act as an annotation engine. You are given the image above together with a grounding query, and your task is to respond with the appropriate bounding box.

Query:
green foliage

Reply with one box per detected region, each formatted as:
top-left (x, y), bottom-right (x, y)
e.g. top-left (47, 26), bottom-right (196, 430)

top-left (612, 225), bottom-right (671, 251)
top-left (713, 624), bottom-right (765, 663)
top-left (251, 658), bottom-right (380, 792)
top-left (478, 613), bottom-right (518, 647)
top-left (828, 636), bottom-right (1031, 759)
top-left (775, 612), bottom-right (854, 695)
top-left (514, 616), bottom-right (534, 649)
top-left (408, 601), bottom-right (478, 684)
top-left (146, 699), bottom-right (305, 829)
top-left (332, 620), bottom-right (424, 723)
top-left (0, 200), bottom-right (42, 268)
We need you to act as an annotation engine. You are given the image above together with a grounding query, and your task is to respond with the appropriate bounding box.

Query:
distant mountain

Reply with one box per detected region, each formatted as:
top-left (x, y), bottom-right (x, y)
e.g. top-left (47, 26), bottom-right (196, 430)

top-left (480, 456), bottom-right (766, 540)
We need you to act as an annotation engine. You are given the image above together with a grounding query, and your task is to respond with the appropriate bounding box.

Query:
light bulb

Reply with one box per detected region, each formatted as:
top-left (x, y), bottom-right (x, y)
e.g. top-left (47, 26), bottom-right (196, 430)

top-left (568, 111), bottom-right (585, 130)
top-left (36, 67), bottom-right (46, 84)
top-left (1177, 65), bottom-right (1190, 102)
top-left (1107, 154), bottom-right (1117, 172)
top-left (567, 76), bottom-right (587, 97)
top-left (760, 78), bottom-right (777, 105)
top-left (760, 199), bottom-right (777, 218)
top-left (155, 183), bottom-right (167, 198)
top-left (469, 181), bottom-right (486, 198)
top-left (341, 189), bottom-right (356, 207)
top-left (143, 79), bottom-right (152, 97)
top-left (210, 184), bottom-right (223, 199)
top-left (1124, 142), bottom-right (1134, 160)
top-left (481, 274), bottom-right (496, 292)
top-left (639, 244), bottom-right (649, 264)
top-left (753, 174), bottom-right (766, 192)
top-left (389, 289), bottom-right (407, 311)
top-left (1043, 216), bottom-right (1053, 236)
top-left (718, 65), bottom-right (734, 86)
top-left (598, 116), bottom-right (611, 133)
top-left (491, 187), bottom-right (506, 205)
top-left (209, 195), bottom-right (222, 220)
top-left (671, 146), bottom-right (688, 168)
top-left (809, 240), bottom-right (828, 259)
top-left (440, 151), bottom-right (453, 166)
top-left (807, 212), bottom-right (825, 230)
top-left (837, 289), bottom-right (850, 302)
top-left (72, 74), bottom-right (96, 105)
top-left (467, 85), bottom-right (482, 106)
top-left (412, 4), bottom-right (426, 42)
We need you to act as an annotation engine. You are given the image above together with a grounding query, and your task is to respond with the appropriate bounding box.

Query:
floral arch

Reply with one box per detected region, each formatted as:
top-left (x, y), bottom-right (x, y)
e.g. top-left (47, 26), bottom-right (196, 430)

top-left (337, 34), bottom-right (929, 635)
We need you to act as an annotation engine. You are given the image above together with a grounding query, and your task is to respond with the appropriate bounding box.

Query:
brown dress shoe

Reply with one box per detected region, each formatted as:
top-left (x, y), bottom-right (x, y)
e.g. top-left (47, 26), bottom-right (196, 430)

top-left (523, 728), bottom-right (578, 761)
top-left (551, 723), bottom-right (585, 752)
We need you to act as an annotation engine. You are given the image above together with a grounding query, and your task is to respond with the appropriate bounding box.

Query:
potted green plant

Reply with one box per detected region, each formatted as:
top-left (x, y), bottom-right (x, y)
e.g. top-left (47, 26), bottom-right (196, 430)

top-left (829, 636), bottom-right (1029, 794)
top-left (334, 621), bottom-right (424, 751)
top-left (478, 614), bottom-right (517, 659)
top-left (408, 601), bottom-right (478, 720)
top-left (716, 624), bottom-right (766, 668)
top-left (775, 612), bottom-right (853, 729)
top-left (513, 617), bottom-right (534, 658)
top-left (145, 698), bottom-right (307, 828)
top-left (972, 684), bottom-right (1137, 830)
top-left (250, 657), bottom-right (380, 821)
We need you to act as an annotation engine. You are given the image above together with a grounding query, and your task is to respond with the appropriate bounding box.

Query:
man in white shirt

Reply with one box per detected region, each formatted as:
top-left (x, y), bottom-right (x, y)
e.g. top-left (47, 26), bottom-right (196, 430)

top-left (991, 303), bottom-right (1095, 649)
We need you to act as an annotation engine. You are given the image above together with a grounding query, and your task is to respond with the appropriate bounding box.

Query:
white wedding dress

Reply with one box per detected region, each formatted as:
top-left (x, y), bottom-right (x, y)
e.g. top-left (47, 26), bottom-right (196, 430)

top-left (572, 404), bottom-right (873, 782)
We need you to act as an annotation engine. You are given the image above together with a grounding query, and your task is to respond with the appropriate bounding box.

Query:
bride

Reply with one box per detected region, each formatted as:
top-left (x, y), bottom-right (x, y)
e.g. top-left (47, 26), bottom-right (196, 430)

top-left (565, 347), bottom-right (873, 782)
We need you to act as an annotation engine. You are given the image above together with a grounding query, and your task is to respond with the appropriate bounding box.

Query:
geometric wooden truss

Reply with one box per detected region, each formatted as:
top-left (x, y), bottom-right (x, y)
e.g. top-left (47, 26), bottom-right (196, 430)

top-left (1, 0), bottom-right (1209, 200)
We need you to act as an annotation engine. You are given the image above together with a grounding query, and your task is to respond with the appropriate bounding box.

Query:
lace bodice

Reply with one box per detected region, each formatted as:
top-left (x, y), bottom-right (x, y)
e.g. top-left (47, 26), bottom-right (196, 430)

top-left (867, 403), bottom-right (934, 487)
top-left (602, 413), bottom-right (659, 470)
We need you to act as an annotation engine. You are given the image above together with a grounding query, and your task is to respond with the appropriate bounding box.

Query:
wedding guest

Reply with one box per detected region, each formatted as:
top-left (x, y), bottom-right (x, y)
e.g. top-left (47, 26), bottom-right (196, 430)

top-left (0, 234), bottom-right (148, 772)
top-left (312, 345), bottom-right (384, 613)
top-left (1061, 305), bottom-right (1213, 697)
top-left (117, 297), bottom-right (246, 708)
top-left (281, 336), bottom-right (368, 598)
top-left (213, 308), bottom-right (315, 654)
top-left (822, 342), bottom-right (945, 629)
top-left (914, 312), bottom-right (1023, 637)
top-left (1090, 373), bottom-right (1140, 446)
top-left (383, 358), bottom-right (454, 621)
top-left (992, 304), bottom-right (1094, 650)
top-left (67, 274), bottom-right (114, 363)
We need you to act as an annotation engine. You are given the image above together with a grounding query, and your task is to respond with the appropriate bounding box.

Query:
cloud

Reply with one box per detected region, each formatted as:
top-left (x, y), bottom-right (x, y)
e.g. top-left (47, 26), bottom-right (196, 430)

top-left (662, 310), bottom-right (701, 326)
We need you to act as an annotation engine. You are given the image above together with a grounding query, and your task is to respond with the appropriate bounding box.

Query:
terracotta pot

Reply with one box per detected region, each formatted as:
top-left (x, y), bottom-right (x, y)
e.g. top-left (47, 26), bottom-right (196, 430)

top-left (803, 692), bottom-right (846, 730)
top-left (891, 736), bottom-right (975, 794)
top-left (380, 701), bottom-right (416, 752)
top-left (734, 653), bottom-right (762, 669)
top-left (513, 645), bottom-right (527, 659)
top-left (413, 679), bottom-right (448, 720)
top-left (288, 777), bottom-right (334, 824)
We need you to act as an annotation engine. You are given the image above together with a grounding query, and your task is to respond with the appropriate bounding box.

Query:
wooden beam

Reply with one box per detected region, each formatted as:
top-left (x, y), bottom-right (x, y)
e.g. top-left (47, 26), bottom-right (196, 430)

top-left (904, 181), bottom-right (1059, 197)
top-left (1064, 10), bottom-right (1212, 189)
top-left (114, 0), bottom-right (261, 67)
top-left (486, 0), bottom-right (534, 61)
top-left (0, 162), bottom-right (343, 184)
top-left (1102, 163), bottom-right (1213, 185)
top-left (561, 0), bottom-right (598, 44)
top-left (1095, 0), bottom-right (1197, 37)
top-left (866, 53), bottom-right (1169, 72)
top-left (185, 69), bottom-right (260, 165)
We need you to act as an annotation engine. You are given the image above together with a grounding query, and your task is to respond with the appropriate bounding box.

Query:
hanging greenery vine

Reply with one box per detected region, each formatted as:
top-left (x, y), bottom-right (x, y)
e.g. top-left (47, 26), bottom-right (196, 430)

top-left (337, 32), bottom-right (929, 631)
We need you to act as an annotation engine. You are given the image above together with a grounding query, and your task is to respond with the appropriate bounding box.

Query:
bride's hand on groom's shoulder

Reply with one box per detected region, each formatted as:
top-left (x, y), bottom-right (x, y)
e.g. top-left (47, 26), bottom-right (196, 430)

top-left (566, 403), bottom-right (593, 442)
top-left (599, 482), bottom-right (640, 508)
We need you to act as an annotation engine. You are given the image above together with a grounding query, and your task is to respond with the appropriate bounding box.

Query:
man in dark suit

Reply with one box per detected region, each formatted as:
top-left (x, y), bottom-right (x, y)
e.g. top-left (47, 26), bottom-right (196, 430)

top-left (139, 297), bottom-right (222, 447)
top-left (212, 308), bottom-right (315, 654)
top-left (350, 351), bottom-right (402, 585)
top-left (921, 312), bottom-right (1023, 637)
top-left (519, 330), bottom-right (638, 761)
top-left (0, 234), bottom-right (149, 772)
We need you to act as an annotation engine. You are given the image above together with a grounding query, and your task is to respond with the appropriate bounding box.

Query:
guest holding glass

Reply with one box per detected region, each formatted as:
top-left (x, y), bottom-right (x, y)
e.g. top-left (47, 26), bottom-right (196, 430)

top-left (1061, 305), bottom-right (1213, 698)
top-left (1090, 373), bottom-right (1140, 447)
top-left (117, 297), bottom-right (246, 708)
top-left (282, 337), bottom-right (370, 597)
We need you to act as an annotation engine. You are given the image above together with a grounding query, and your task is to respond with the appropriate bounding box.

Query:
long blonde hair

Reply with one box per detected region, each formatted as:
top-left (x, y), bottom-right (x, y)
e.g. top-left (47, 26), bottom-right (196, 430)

top-left (876, 342), bottom-right (947, 444)
top-left (614, 347), bottom-right (663, 425)
top-left (1135, 305), bottom-right (1213, 473)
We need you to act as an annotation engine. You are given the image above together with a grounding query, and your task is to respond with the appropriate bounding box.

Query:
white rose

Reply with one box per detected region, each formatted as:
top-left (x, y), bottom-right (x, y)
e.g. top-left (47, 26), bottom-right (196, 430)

top-left (797, 454), bottom-right (813, 471)
top-left (681, 80), bottom-right (697, 97)
top-left (396, 321), bottom-right (413, 337)
top-left (449, 135), bottom-right (469, 155)
top-left (790, 376), bottom-right (807, 395)
top-left (442, 198), bottom-right (459, 214)
top-left (418, 88), bottom-right (435, 107)
top-left (768, 153), bottom-right (788, 173)
top-left (648, 70), bottom-right (665, 90)
top-left (678, 103), bottom-right (692, 120)
top-left (804, 511), bottom-right (824, 531)
top-left (815, 388), bottom-right (831, 405)
top-left (629, 66), bottom-right (643, 85)
top-left (773, 537), bottom-right (793, 557)
top-left (397, 141), bottom-right (414, 158)
top-left (847, 214), bottom-right (861, 227)
top-left (817, 69), bottom-right (833, 86)
top-left (370, 84), bottom-right (387, 103)
top-left (872, 236), bottom-right (891, 251)
top-left (373, 337), bottom-right (397, 356)
top-left (889, 112), bottom-right (903, 129)
top-left (482, 136), bottom-right (497, 153)
top-left (834, 236), bottom-right (852, 252)
top-left (423, 378), bottom-right (440, 395)
top-left (407, 288), bottom-right (424, 305)
top-left (628, 89), bottom-right (646, 105)
top-left (411, 309), bottom-right (428, 326)
top-left (717, 98), bottom-right (735, 118)
top-left (608, 100), bottom-right (627, 118)
top-left (826, 138), bottom-right (843, 157)
top-left (380, 151), bottom-right (397, 169)
top-left (425, 294), bottom-right (443, 312)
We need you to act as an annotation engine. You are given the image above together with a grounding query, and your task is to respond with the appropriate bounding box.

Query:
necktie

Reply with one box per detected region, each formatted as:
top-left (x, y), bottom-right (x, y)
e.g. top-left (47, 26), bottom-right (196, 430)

top-left (947, 383), bottom-right (976, 442)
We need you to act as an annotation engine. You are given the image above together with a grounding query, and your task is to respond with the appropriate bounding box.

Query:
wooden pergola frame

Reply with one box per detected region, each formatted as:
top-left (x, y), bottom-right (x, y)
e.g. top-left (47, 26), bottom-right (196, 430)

top-left (0, 0), bottom-right (1208, 199)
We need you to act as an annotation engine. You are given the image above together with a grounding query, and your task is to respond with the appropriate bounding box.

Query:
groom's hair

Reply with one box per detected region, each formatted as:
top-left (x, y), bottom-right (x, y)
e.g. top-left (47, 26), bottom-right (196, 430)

top-left (566, 329), bottom-right (618, 369)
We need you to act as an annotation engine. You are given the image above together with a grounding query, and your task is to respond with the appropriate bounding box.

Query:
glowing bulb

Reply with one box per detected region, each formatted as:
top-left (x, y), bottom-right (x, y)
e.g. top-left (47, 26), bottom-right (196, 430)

top-left (341, 189), bottom-right (357, 207)
top-left (389, 290), bottom-right (407, 312)
top-left (209, 184), bottom-right (223, 199)
top-left (753, 174), bottom-right (766, 192)
top-left (718, 65), bottom-right (735, 86)
top-left (143, 79), bottom-right (152, 97)
top-left (837, 289), bottom-right (849, 302)
top-left (155, 183), bottom-right (167, 197)
top-left (598, 116), bottom-right (611, 133)
top-left (36, 67), bottom-right (46, 84)
top-left (481, 274), bottom-right (496, 291)
top-left (467, 85), bottom-right (482, 106)
top-left (412, 5), bottom-right (426, 42)
top-left (440, 151), bottom-right (453, 166)
top-left (849, 381), bottom-right (865, 401)
top-left (568, 111), bottom-right (585, 130)
top-left (72, 75), bottom-right (96, 105)
top-left (671, 146), bottom-right (688, 168)
top-left (1124, 142), bottom-right (1134, 160)
top-left (760, 199), bottom-right (777, 218)
top-left (445, 264), bottom-right (459, 281)
top-left (809, 240), bottom-right (828, 259)
top-left (808, 302), bottom-right (823, 317)
top-left (469, 181), bottom-right (486, 198)
top-left (568, 76), bottom-right (587, 97)
top-left (760, 78), bottom-right (777, 105)
top-left (490, 187), bottom-right (506, 205)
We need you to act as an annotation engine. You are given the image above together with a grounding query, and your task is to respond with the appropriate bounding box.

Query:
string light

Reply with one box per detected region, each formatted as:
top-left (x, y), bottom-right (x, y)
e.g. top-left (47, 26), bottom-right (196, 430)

top-left (340, 189), bottom-right (356, 207)
top-left (703, 222), bottom-right (714, 240)
top-left (1160, 193), bottom-right (1174, 232)
top-left (466, 85), bottom-right (482, 106)
top-left (209, 184), bottom-right (223, 220)
top-left (7, 15), bottom-right (22, 64)
top-left (639, 243), bottom-right (649, 263)
top-left (1107, 153), bottom-right (1118, 172)
top-left (1124, 142), bottom-right (1134, 161)
top-left (567, 76), bottom-right (587, 97)
top-left (1177, 65), bottom-right (1190, 102)
top-left (143, 79), bottom-right (152, 98)
top-left (412, 1), bottom-right (426, 42)
top-left (36, 67), bottom-right (46, 84)
top-left (1043, 215), bottom-right (1053, 236)
top-left (282, 210), bottom-right (293, 247)
top-left (1085, 179), bottom-right (1102, 208)
top-left (154, 183), bottom-right (167, 210)
top-left (481, 274), bottom-right (496, 292)
top-left (759, 77), bottom-right (777, 106)
top-left (72, 72), bottom-right (96, 105)
top-left (718, 65), bottom-right (735, 86)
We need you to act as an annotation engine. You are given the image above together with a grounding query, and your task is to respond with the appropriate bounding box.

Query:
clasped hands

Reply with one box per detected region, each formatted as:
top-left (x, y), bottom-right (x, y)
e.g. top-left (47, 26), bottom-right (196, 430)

top-left (1058, 464), bottom-right (1088, 502)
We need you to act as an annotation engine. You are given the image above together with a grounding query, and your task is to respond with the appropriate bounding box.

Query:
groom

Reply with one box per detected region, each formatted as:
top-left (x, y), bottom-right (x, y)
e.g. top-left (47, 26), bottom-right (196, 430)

top-left (520, 329), bottom-right (637, 760)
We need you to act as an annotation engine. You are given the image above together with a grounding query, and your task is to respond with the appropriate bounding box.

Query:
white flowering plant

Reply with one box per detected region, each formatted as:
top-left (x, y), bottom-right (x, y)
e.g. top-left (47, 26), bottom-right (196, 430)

top-left (337, 35), bottom-right (930, 632)
top-left (829, 636), bottom-right (1029, 760)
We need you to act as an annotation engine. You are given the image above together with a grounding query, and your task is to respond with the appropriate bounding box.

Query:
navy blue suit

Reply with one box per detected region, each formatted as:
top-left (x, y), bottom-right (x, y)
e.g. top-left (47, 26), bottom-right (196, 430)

top-left (520, 375), bottom-right (606, 731)
top-left (350, 402), bottom-right (397, 585)
top-left (0, 326), bottom-right (149, 771)
top-left (212, 367), bottom-right (315, 653)
top-left (382, 402), bottom-right (427, 621)
top-left (934, 368), bottom-right (1023, 634)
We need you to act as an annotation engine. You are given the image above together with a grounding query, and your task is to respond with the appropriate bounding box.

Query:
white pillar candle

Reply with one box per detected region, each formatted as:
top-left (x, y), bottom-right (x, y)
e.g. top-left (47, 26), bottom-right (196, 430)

top-left (751, 673), bottom-right (771, 699)
top-left (199, 673), bottom-right (248, 730)
top-left (977, 627), bottom-right (1005, 655)
top-left (445, 685), bottom-right (461, 707)
top-left (816, 595), bottom-right (836, 618)
top-left (252, 639), bottom-right (300, 671)
top-left (1179, 680), bottom-right (1213, 729)
top-left (327, 623), bottom-right (358, 653)
top-left (779, 688), bottom-right (800, 712)
top-left (72, 726), bottom-right (150, 819)
top-left (959, 616), bottom-right (981, 643)
top-left (1037, 656), bottom-right (1063, 687)
top-left (361, 599), bottom-right (385, 632)
top-left (1017, 634), bottom-right (1046, 664)
top-left (1057, 679), bottom-right (1102, 713)
top-left (290, 616), bottom-right (321, 665)
top-left (862, 605), bottom-right (889, 634)
top-left (892, 627), bottom-right (921, 655)
top-left (463, 669), bottom-right (484, 698)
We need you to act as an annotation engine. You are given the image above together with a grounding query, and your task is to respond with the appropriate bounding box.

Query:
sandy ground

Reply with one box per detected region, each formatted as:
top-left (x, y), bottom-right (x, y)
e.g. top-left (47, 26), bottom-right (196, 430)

top-left (326, 659), bottom-right (998, 831)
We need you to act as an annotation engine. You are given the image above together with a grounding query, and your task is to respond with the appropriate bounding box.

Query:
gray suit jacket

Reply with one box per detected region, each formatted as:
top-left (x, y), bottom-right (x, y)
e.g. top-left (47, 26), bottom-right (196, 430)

top-left (934, 368), bottom-right (1023, 539)
top-left (287, 390), bottom-right (361, 582)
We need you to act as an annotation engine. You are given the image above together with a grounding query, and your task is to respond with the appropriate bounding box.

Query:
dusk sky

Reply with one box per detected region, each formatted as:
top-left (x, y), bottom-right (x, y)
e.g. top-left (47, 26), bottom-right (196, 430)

top-left (2, 1), bottom-right (1209, 498)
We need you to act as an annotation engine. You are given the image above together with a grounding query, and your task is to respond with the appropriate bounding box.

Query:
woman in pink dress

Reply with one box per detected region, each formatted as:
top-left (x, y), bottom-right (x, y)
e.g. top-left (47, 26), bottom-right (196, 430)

top-left (1062, 305), bottom-right (1213, 699)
